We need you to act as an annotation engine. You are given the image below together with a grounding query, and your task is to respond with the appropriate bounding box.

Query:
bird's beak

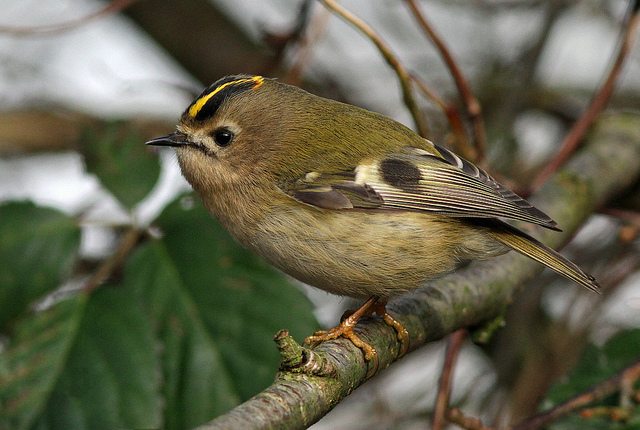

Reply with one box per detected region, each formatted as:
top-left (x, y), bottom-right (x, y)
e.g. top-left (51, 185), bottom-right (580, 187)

top-left (145, 131), bottom-right (189, 147)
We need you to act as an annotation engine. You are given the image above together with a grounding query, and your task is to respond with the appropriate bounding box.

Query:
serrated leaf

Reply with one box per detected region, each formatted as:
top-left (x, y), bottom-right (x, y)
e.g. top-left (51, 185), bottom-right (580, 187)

top-left (547, 330), bottom-right (640, 403)
top-left (127, 195), bottom-right (319, 428)
top-left (125, 243), bottom-right (240, 429)
top-left (156, 196), bottom-right (319, 398)
top-left (0, 295), bottom-right (86, 430)
top-left (31, 287), bottom-right (161, 430)
top-left (81, 121), bottom-right (160, 209)
top-left (545, 329), bottom-right (640, 429)
top-left (0, 201), bottom-right (80, 328)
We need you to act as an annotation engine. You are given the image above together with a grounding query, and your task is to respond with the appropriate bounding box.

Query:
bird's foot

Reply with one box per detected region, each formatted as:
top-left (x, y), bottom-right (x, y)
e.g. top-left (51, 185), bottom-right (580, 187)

top-left (305, 296), bottom-right (380, 374)
top-left (304, 296), bottom-right (411, 377)
top-left (372, 299), bottom-right (410, 357)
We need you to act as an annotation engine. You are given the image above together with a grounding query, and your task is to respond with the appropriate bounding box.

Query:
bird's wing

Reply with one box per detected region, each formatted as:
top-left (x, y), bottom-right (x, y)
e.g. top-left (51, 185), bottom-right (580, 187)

top-left (281, 144), bottom-right (560, 230)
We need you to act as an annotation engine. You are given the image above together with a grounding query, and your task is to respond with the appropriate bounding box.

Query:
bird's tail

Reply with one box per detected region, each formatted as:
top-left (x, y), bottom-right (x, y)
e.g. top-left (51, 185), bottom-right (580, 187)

top-left (487, 221), bottom-right (600, 293)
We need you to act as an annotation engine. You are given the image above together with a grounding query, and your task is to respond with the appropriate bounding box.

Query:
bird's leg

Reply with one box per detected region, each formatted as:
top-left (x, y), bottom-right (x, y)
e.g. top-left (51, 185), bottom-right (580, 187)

top-left (304, 296), bottom-right (411, 375)
top-left (371, 298), bottom-right (410, 357)
top-left (305, 296), bottom-right (380, 366)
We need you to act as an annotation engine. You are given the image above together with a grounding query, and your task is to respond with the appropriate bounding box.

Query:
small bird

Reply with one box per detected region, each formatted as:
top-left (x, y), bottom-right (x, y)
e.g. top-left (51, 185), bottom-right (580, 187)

top-left (147, 75), bottom-right (599, 366)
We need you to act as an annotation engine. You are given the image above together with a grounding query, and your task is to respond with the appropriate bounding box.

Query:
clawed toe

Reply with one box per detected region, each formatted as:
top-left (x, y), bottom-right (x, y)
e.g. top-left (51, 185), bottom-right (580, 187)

top-left (303, 296), bottom-right (410, 377)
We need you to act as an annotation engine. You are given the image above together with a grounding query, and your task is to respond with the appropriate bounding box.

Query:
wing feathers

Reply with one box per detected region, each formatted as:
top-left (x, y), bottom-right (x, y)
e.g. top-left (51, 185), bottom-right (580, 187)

top-left (283, 144), bottom-right (559, 230)
top-left (433, 144), bottom-right (558, 229)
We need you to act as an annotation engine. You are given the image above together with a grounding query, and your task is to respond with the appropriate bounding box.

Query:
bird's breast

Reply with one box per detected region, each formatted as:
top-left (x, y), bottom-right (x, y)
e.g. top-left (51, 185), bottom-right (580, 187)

top-left (241, 202), bottom-right (507, 298)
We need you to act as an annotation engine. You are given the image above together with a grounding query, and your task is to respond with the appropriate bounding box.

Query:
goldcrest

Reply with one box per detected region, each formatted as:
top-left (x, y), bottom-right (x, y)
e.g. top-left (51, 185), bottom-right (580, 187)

top-left (147, 75), bottom-right (598, 362)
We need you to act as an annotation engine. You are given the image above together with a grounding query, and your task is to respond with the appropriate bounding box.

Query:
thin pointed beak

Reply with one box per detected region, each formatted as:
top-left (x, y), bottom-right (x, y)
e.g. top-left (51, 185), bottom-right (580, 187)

top-left (145, 131), bottom-right (189, 147)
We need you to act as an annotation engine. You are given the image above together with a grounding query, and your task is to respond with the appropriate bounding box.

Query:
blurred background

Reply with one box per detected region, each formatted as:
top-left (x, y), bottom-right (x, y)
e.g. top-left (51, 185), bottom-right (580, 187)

top-left (1, 1), bottom-right (639, 429)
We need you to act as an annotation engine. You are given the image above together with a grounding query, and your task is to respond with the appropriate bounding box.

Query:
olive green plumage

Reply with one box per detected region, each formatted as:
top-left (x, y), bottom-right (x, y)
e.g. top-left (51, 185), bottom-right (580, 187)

top-left (147, 75), bottom-right (599, 297)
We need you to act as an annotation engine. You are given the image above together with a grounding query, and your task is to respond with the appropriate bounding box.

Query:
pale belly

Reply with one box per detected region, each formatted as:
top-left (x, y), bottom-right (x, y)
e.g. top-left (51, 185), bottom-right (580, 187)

top-left (245, 206), bottom-right (506, 298)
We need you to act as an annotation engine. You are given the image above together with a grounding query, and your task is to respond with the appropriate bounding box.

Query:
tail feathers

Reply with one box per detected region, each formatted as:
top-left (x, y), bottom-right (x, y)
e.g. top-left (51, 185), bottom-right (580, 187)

top-left (488, 222), bottom-right (600, 294)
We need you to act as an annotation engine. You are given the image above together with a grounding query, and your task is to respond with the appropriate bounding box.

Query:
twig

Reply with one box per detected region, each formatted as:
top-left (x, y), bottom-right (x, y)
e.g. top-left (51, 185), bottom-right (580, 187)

top-left (263, 0), bottom-right (314, 77)
top-left (82, 227), bottom-right (143, 293)
top-left (602, 208), bottom-right (640, 228)
top-left (446, 407), bottom-right (494, 430)
top-left (410, 73), bottom-right (475, 161)
top-left (0, 0), bottom-right (137, 36)
top-left (319, 0), bottom-right (429, 137)
top-left (531, 6), bottom-right (640, 191)
top-left (604, 208), bottom-right (640, 243)
top-left (284, 5), bottom-right (331, 86)
top-left (512, 359), bottom-right (640, 430)
top-left (406, 0), bottom-right (486, 162)
top-left (517, 1), bottom-right (570, 88)
top-left (433, 330), bottom-right (467, 430)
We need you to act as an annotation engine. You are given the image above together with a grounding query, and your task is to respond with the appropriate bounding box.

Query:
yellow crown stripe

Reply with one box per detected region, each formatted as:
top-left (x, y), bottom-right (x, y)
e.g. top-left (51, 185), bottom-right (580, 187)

top-left (188, 76), bottom-right (264, 118)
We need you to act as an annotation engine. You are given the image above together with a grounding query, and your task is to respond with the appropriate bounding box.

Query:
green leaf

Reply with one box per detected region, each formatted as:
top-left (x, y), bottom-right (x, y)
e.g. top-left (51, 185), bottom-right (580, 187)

top-left (545, 329), bottom-right (640, 429)
top-left (81, 121), bottom-right (160, 209)
top-left (31, 287), bottom-right (161, 430)
top-left (0, 295), bottom-right (86, 430)
top-left (129, 195), bottom-right (319, 428)
top-left (0, 201), bottom-right (80, 328)
top-left (125, 243), bottom-right (240, 429)
top-left (1, 194), bottom-right (318, 430)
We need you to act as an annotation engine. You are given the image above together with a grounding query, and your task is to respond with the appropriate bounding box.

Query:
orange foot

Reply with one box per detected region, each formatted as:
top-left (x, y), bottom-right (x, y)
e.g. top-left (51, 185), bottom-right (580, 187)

top-left (305, 297), bottom-right (410, 375)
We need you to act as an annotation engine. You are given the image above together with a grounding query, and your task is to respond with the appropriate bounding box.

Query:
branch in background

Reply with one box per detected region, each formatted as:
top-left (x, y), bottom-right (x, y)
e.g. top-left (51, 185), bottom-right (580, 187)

top-left (319, 0), bottom-right (430, 137)
top-left (512, 359), bottom-right (640, 430)
top-left (603, 208), bottom-right (640, 229)
top-left (604, 208), bottom-right (640, 243)
top-left (262, 0), bottom-right (314, 78)
top-left (0, 0), bottom-right (137, 36)
top-left (196, 114), bottom-right (640, 429)
top-left (81, 228), bottom-right (143, 293)
top-left (517, 1), bottom-right (571, 88)
top-left (411, 73), bottom-right (475, 161)
top-left (433, 330), bottom-right (467, 430)
top-left (0, 110), bottom-right (172, 155)
top-left (446, 407), bottom-right (494, 430)
top-left (406, 0), bottom-right (487, 162)
top-left (282, 5), bottom-right (331, 86)
top-left (531, 5), bottom-right (640, 191)
top-left (124, 0), bottom-right (272, 83)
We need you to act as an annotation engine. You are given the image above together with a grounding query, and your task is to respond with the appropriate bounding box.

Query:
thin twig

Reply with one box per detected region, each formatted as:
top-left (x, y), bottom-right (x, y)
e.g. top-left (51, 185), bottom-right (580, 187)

top-left (0, 0), bottom-right (137, 36)
top-left (406, 0), bottom-right (486, 162)
top-left (531, 6), bottom-right (640, 191)
top-left (410, 73), bottom-right (475, 160)
top-left (82, 227), bottom-right (143, 293)
top-left (284, 6), bottom-right (331, 86)
top-left (602, 208), bottom-right (640, 228)
top-left (320, 0), bottom-right (429, 137)
top-left (512, 359), bottom-right (640, 430)
top-left (263, 0), bottom-right (314, 76)
top-left (446, 407), bottom-right (494, 430)
top-left (433, 330), bottom-right (467, 430)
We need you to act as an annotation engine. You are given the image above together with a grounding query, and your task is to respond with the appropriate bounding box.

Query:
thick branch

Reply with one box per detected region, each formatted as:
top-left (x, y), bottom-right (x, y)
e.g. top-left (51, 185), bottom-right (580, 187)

top-left (198, 113), bottom-right (640, 430)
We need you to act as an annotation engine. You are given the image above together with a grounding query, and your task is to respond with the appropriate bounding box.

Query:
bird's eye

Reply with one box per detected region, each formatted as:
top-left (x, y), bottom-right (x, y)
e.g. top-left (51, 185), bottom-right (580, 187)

top-left (212, 128), bottom-right (234, 147)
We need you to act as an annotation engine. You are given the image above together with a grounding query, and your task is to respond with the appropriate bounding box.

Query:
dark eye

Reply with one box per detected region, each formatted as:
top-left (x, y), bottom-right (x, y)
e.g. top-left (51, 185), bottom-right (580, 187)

top-left (212, 128), bottom-right (234, 147)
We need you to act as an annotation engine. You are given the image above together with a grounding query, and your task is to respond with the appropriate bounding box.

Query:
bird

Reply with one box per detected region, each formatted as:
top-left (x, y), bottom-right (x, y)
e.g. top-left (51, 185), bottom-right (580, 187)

top-left (146, 74), bottom-right (599, 368)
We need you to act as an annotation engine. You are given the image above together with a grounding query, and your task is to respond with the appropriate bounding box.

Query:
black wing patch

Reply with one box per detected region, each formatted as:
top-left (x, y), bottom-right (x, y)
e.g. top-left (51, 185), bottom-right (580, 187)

top-left (282, 146), bottom-right (560, 231)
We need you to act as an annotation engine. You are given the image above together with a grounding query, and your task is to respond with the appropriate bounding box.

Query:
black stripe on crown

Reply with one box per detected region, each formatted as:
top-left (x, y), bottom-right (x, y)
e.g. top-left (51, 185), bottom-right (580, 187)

top-left (184, 74), bottom-right (263, 122)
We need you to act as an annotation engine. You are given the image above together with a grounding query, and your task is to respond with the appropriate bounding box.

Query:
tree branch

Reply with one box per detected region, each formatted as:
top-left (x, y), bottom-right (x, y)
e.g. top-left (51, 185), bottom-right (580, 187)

top-left (197, 113), bottom-right (640, 430)
top-left (512, 358), bottom-right (640, 430)
top-left (531, 6), bottom-right (640, 190)
top-left (406, 0), bottom-right (487, 162)
top-left (433, 330), bottom-right (467, 430)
